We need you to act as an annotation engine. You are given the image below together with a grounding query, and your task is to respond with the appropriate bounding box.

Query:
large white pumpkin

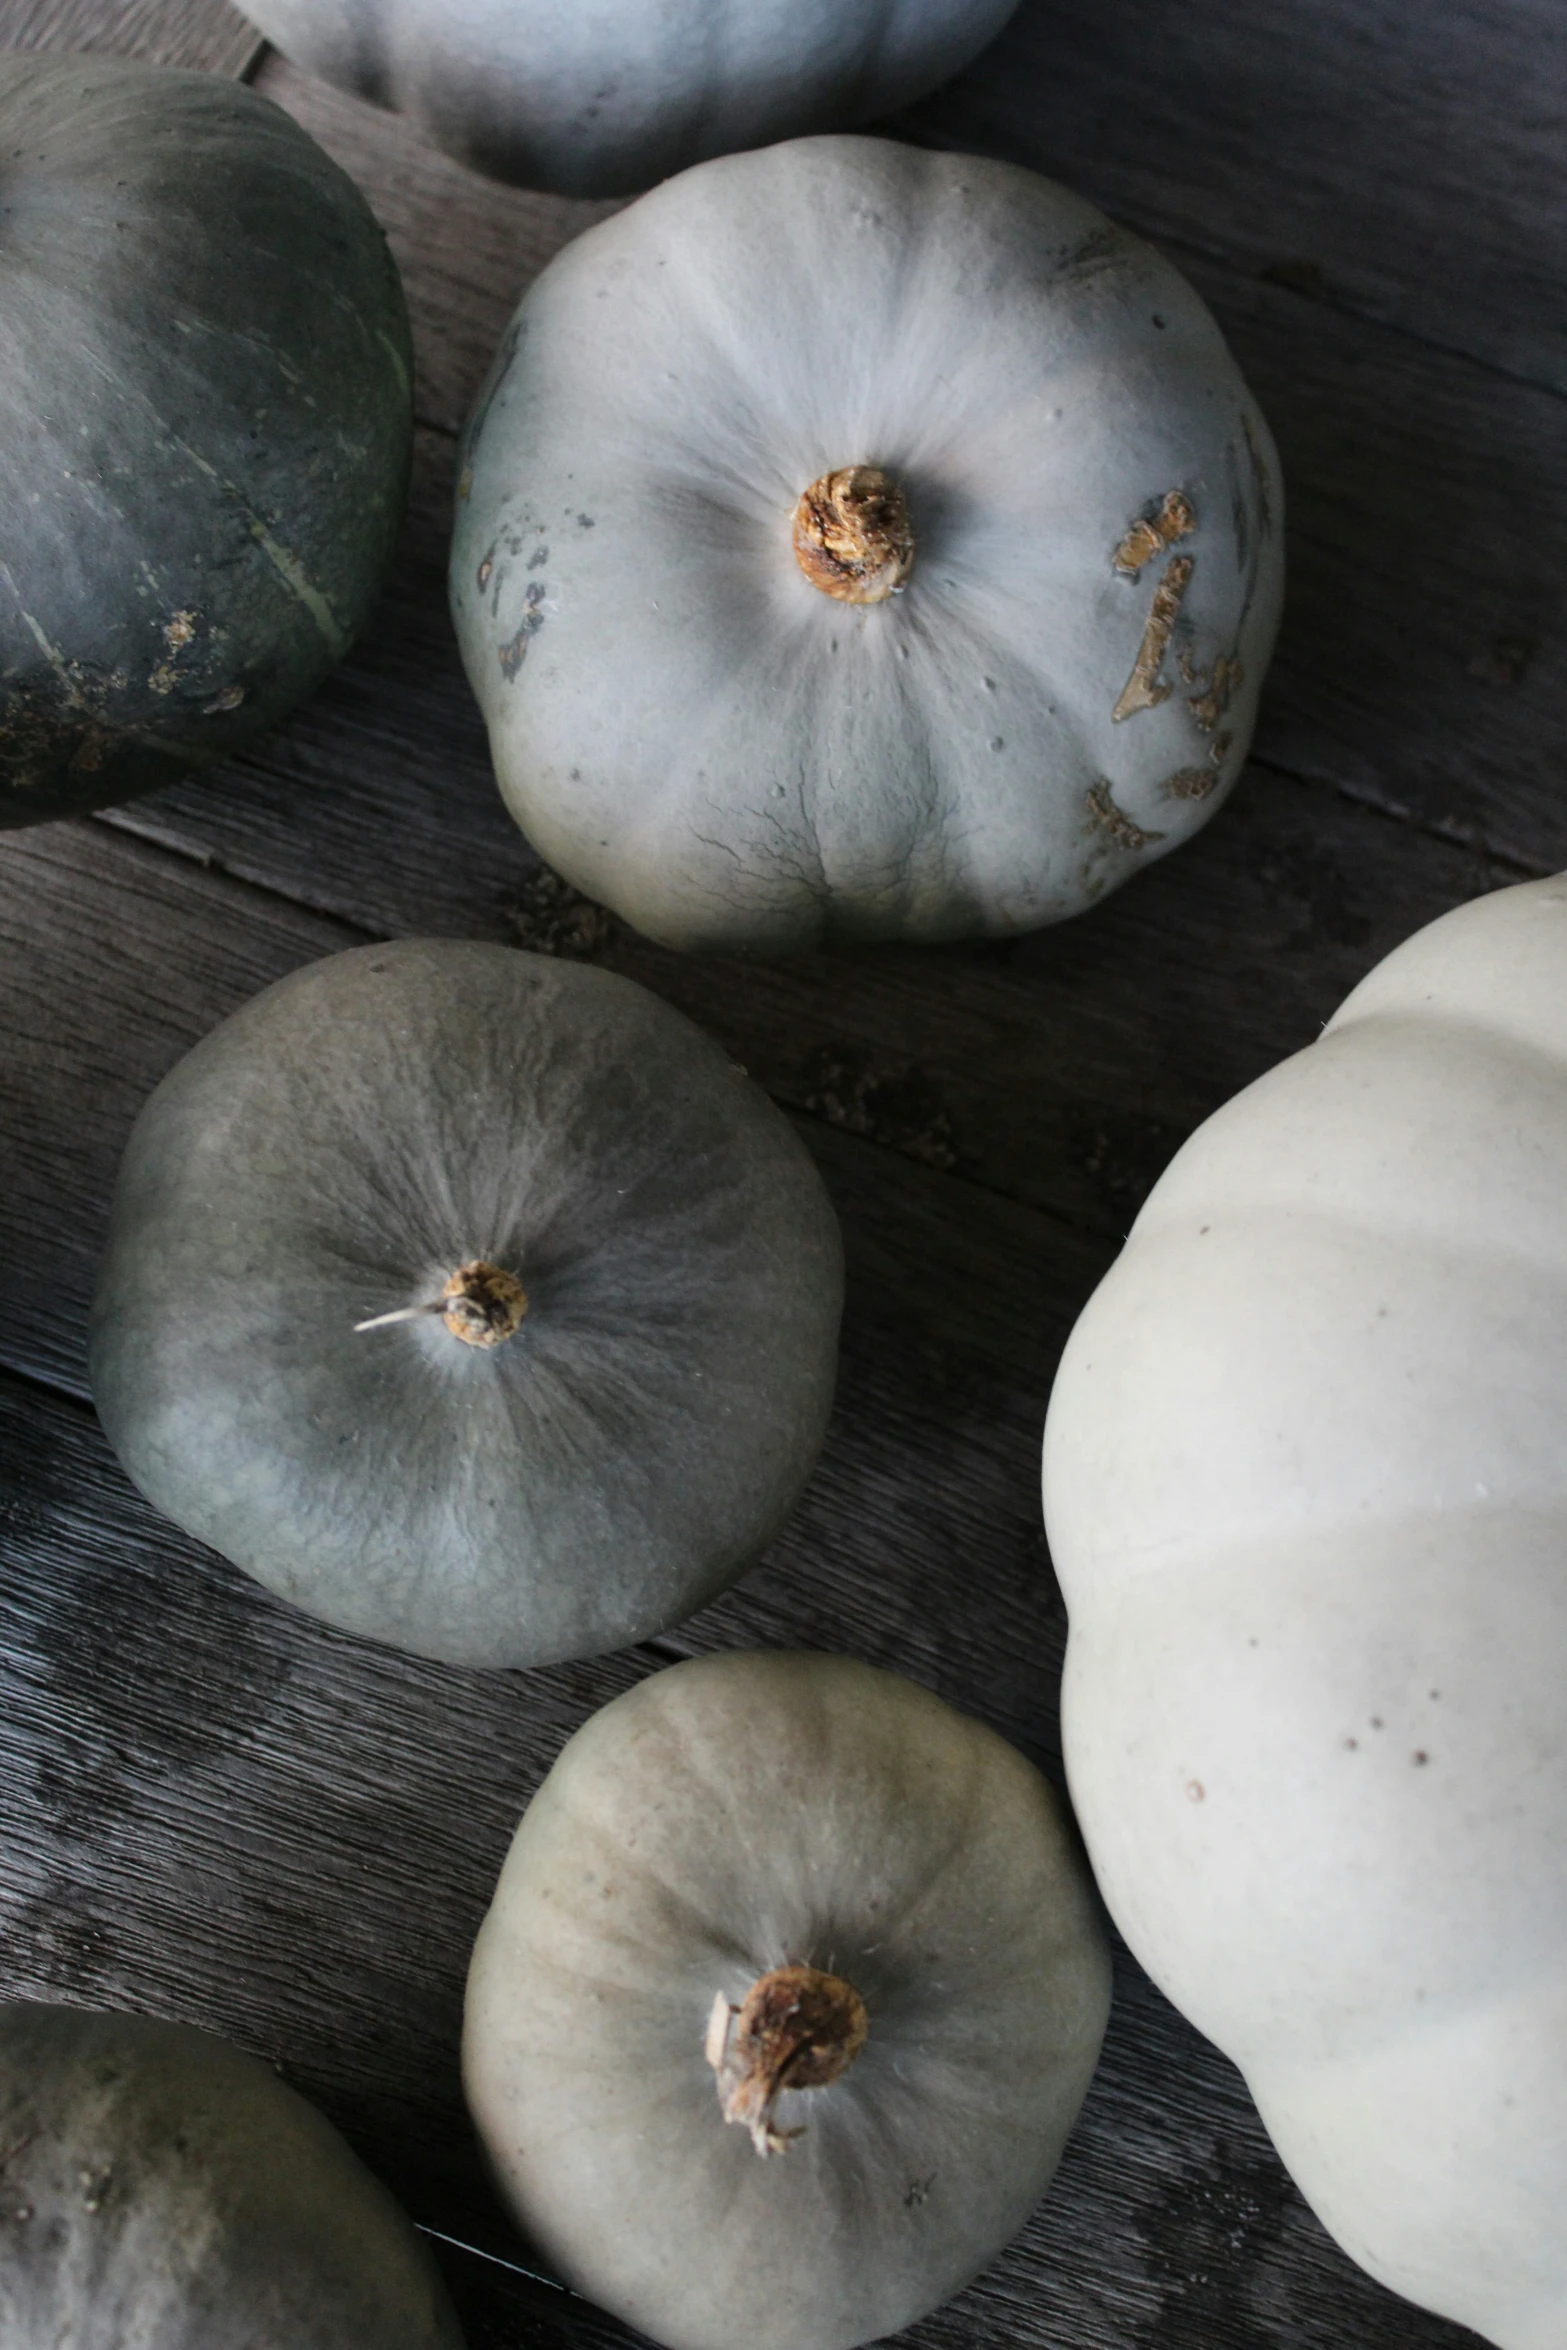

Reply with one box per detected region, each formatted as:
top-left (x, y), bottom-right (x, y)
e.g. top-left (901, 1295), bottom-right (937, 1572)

top-left (237, 0), bottom-right (1020, 196)
top-left (1042, 876), bottom-right (1567, 2348)
top-left (451, 136), bottom-right (1283, 954)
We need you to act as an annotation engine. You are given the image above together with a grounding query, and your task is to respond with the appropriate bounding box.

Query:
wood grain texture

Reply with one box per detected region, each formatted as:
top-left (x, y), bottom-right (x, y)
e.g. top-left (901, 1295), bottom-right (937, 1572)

top-left (896, 0), bottom-right (1567, 397)
top-left (0, 0), bottom-right (261, 70)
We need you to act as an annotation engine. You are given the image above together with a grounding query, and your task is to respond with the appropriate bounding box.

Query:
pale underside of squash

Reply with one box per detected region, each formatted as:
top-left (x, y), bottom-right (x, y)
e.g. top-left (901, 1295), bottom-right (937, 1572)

top-left (1044, 876), bottom-right (1567, 2350)
top-left (237, 0), bottom-right (1021, 196)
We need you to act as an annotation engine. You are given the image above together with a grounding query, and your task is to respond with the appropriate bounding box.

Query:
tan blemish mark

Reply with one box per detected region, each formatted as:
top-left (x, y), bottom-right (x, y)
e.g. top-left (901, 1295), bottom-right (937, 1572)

top-left (1190, 650), bottom-right (1244, 731)
top-left (706, 1965), bottom-right (868, 2157)
top-left (1162, 766), bottom-right (1219, 801)
top-left (1209, 731), bottom-right (1233, 767)
top-left (1112, 555), bottom-right (1193, 721)
top-left (498, 583), bottom-right (546, 680)
top-left (793, 466), bottom-right (914, 604)
top-left (1087, 778), bottom-right (1165, 851)
top-left (1185, 1780), bottom-right (1205, 1802)
top-left (457, 465), bottom-right (474, 503)
top-left (1114, 489), bottom-right (1195, 575)
top-left (202, 684), bottom-right (245, 715)
top-left (151, 614), bottom-right (198, 690)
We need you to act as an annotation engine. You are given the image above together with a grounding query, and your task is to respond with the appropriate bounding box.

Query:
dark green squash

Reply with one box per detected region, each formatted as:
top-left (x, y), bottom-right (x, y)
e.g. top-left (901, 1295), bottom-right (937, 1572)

top-left (90, 941), bottom-right (844, 1666)
top-left (0, 2003), bottom-right (464, 2347)
top-left (0, 56), bottom-right (412, 824)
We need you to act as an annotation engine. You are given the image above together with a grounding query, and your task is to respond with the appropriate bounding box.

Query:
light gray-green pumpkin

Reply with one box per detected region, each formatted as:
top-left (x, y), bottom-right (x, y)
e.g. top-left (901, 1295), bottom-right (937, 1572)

top-left (0, 2004), bottom-right (463, 2348)
top-left (236, 0), bottom-right (1019, 197)
top-left (465, 1650), bottom-right (1111, 2350)
top-left (0, 56), bottom-right (412, 825)
top-left (451, 135), bottom-right (1283, 955)
top-left (89, 942), bottom-right (842, 1667)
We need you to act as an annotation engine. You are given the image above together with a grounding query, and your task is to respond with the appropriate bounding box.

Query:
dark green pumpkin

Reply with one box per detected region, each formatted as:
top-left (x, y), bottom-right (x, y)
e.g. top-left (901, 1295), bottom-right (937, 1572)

top-left (0, 56), bottom-right (412, 824)
top-left (0, 2004), bottom-right (464, 2347)
top-left (90, 941), bottom-right (844, 1666)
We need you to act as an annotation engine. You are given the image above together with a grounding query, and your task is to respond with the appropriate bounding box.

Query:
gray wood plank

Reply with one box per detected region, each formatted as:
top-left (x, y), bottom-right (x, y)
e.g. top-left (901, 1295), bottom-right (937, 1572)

top-left (897, 0), bottom-right (1567, 397)
top-left (1, 0), bottom-right (262, 71)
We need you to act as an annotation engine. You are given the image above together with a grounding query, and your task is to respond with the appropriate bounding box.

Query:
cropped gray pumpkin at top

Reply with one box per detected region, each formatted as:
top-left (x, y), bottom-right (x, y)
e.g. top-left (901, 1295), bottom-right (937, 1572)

top-left (464, 1650), bottom-right (1112, 2350)
top-left (452, 134), bottom-right (1284, 955)
top-left (90, 941), bottom-right (843, 1667)
top-left (237, 0), bottom-right (1020, 196)
top-left (0, 2004), bottom-right (464, 2348)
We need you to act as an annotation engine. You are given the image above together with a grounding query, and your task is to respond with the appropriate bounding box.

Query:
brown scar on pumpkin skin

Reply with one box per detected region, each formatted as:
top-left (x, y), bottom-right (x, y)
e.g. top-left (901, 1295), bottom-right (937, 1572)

top-left (1189, 650), bottom-right (1244, 731)
top-left (1087, 778), bottom-right (1166, 849)
top-left (149, 610), bottom-right (202, 694)
top-left (1162, 765), bottom-right (1220, 802)
top-left (1113, 490), bottom-right (1195, 575)
top-left (498, 582), bottom-right (547, 679)
top-left (1112, 555), bottom-right (1193, 721)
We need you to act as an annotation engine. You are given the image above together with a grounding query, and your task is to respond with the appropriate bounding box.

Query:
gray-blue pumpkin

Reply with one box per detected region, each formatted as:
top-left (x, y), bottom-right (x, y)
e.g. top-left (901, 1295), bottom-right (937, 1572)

top-left (0, 56), bottom-right (412, 825)
top-left (0, 2004), bottom-right (464, 2348)
top-left (90, 941), bottom-right (843, 1666)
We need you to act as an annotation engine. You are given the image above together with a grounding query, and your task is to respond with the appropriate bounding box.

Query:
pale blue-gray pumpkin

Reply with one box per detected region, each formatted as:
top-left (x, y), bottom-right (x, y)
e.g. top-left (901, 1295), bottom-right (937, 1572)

top-left (451, 135), bottom-right (1283, 954)
top-left (90, 942), bottom-right (843, 1666)
top-left (0, 2004), bottom-right (463, 2348)
top-left (466, 1650), bottom-right (1111, 2350)
top-left (0, 56), bottom-right (412, 825)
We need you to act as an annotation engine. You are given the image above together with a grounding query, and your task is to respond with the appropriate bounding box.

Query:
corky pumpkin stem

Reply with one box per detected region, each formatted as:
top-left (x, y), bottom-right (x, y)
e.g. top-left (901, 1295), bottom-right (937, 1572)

top-left (354, 1259), bottom-right (527, 1348)
top-left (793, 467), bottom-right (915, 604)
top-left (705, 1963), bottom-right (868, 2156)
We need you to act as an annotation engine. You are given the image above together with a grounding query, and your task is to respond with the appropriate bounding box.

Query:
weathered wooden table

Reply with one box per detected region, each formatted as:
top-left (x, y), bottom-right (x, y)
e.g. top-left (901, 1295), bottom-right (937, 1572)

top-left (2, 1), bottom-right (1560, 2342)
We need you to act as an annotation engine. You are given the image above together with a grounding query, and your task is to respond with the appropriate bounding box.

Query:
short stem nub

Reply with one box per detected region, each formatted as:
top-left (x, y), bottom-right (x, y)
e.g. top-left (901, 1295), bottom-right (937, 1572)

top-left (705, 1963), bottom-right (868, 2156)
top-left (793, 466), bottom-right (914, 604)
top-left (353, 1259), bottom-right (527, 1346)
top-left (440, 1260), bottom-right (527, 1347)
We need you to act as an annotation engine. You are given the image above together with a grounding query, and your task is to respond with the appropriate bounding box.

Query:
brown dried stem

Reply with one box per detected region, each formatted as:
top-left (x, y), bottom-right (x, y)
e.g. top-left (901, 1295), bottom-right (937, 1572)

top-left (793, 467), bottom-right (915, 604)
top-left (354, 1259), bottom-right (528, 1349)
top-left (705, 1963), bottom-right (868, 2156)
